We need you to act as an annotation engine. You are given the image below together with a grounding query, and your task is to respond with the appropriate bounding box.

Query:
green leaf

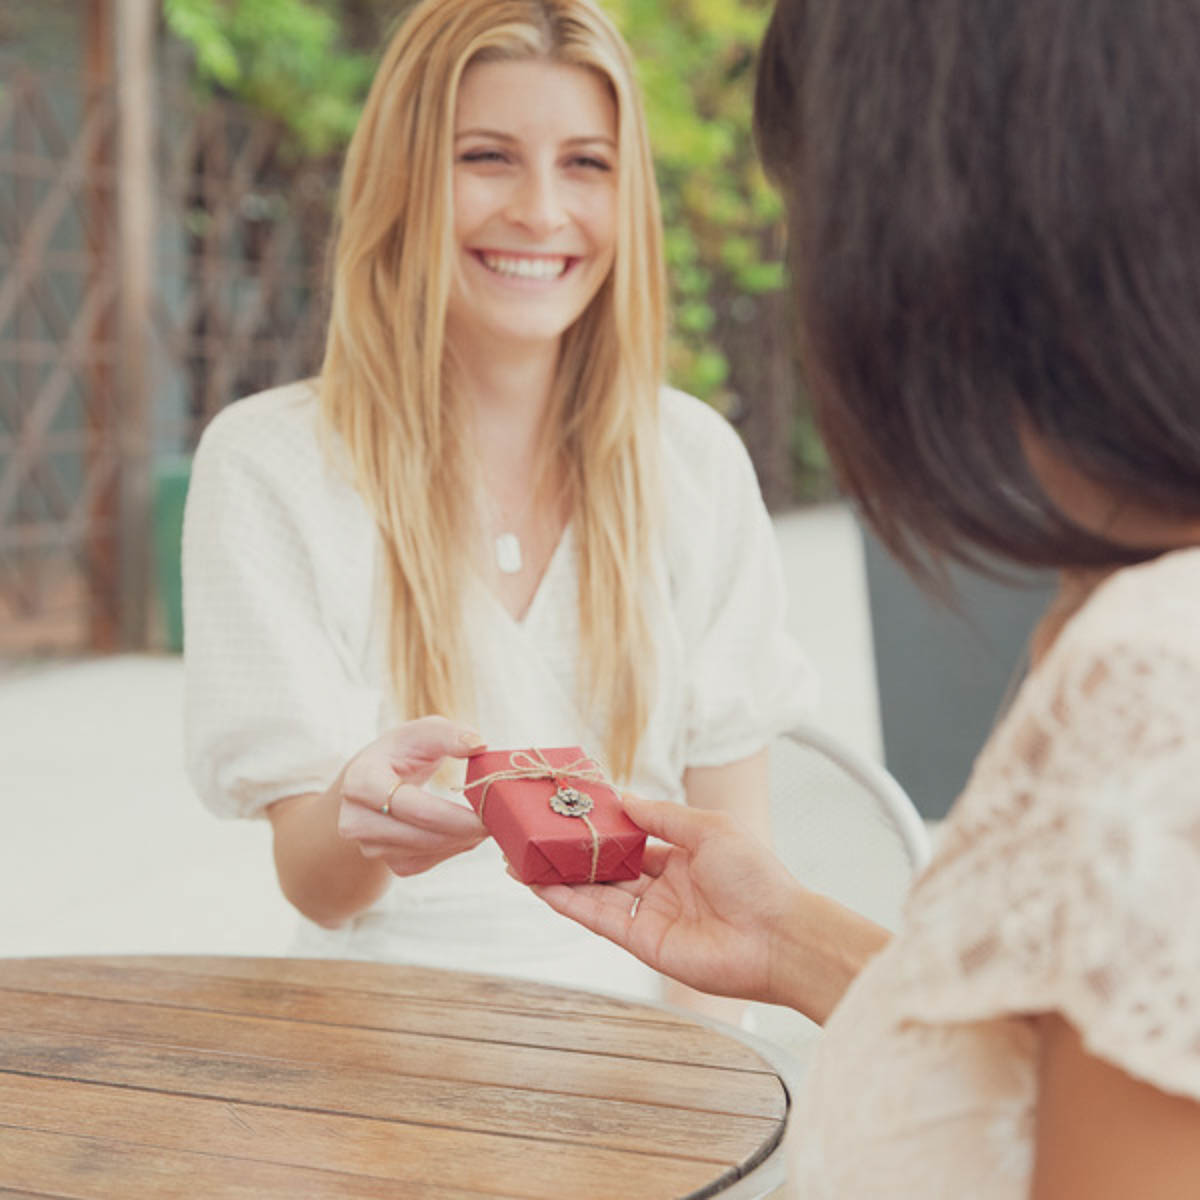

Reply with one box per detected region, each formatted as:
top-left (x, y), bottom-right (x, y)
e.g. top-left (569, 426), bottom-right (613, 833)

top-left (734, 260), bottom-right (785, 294)
top-left (677, 300), bottom-right (716, 334)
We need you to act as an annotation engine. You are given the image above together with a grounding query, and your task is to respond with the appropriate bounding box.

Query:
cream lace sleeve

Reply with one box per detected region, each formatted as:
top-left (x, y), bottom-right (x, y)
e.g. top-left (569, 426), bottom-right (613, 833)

top-left (892, 569), bottom-right (1200, 1102)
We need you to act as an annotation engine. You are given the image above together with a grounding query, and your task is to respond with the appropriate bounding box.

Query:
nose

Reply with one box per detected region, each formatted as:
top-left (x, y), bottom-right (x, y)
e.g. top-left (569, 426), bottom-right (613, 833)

top-left (505, 164), bottom-right (568, 237)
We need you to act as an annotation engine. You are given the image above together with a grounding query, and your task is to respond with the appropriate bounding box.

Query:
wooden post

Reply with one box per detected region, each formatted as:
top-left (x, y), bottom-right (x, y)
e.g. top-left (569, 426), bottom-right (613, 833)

top-left (115, 0), bottom-right (156, 648)
top-left (85, 0), bottom-right (120, 649)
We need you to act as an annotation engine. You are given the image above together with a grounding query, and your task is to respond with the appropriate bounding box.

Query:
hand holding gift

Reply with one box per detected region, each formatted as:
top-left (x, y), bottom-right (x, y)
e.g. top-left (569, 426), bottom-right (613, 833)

top-left (463, 747), bottom-right (646, 885)
top-left (334, 717), bottom-right (489, 877)
top-left (527, 792), bottom-right (809, 1009)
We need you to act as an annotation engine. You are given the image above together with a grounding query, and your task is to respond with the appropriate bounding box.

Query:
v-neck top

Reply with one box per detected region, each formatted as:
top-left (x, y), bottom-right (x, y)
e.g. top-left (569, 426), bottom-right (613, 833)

top-left (182, 381), bottom-right (816, 995)
top-left (476, 516), bottom-right (571, 631)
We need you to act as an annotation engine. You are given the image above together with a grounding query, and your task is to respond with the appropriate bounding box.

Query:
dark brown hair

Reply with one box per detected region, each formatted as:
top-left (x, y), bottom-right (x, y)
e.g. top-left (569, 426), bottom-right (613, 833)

top-left (755, 0), bottom-right (1200, 580)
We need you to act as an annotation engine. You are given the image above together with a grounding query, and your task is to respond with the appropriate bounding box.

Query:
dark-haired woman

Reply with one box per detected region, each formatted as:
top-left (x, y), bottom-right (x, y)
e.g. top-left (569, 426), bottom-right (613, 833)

top-left (532, 1), bottom-right (1200, 1193)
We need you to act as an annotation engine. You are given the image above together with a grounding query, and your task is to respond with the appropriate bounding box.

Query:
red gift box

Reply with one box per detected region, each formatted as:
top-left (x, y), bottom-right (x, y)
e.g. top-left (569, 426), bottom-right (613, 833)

top-left (463, 747), bottom-right (646, 885)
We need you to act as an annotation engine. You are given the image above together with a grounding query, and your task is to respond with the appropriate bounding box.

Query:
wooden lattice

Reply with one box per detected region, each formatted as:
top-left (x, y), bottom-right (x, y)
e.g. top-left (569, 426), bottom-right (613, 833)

top-left (0, 52), bottom-right (337, 657)
top-left (153, 93), bottom-right (335, 448)
top-left (0, 61), bottom-right (122, 653)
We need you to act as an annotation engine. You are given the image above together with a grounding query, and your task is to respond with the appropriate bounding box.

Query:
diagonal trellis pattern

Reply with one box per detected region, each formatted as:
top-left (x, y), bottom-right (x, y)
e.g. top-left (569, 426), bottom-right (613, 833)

top-left (152, 94), bottom-right (335, 445)
top-left (0, 60), bottom-right (122, 652)
top-left (0, 53), bottom-right (337, 656)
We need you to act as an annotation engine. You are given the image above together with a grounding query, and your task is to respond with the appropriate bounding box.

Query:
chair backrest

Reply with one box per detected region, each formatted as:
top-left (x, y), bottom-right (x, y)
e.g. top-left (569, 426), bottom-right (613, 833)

top-left (749, 719), bottom-right (932, 1056)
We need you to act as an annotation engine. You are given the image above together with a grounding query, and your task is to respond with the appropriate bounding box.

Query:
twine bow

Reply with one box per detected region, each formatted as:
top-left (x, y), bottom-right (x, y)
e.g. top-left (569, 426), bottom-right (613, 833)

top-left (465, 750), bottom-right (610, 883)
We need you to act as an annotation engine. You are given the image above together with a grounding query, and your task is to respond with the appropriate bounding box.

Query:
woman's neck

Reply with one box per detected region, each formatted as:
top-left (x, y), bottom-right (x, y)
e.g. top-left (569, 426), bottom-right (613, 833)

top-left (450, 337), bottom-right (560, 456)
top-left (1029, 566), bottom-right (1117, 667)
top-left (447, 337), bottom-right (569, 616)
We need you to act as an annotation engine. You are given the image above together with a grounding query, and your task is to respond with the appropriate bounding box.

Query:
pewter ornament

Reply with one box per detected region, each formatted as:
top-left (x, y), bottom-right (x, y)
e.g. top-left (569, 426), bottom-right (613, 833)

top-left (550, 785), bottom-right (593, 817)
top-left (495, 532), bottom-right (523, 575)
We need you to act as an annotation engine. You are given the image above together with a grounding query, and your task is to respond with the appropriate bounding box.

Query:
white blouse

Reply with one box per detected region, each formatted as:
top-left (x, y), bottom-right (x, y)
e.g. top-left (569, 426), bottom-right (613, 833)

top-left (788, 547), bottom-right (1200, 1195)
top-left (183, 381), bottom-right (815, 996)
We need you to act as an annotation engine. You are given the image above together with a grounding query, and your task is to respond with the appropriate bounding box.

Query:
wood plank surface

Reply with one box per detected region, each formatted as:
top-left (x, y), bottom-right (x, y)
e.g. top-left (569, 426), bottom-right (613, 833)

top-left (0, 990), bottom-right (780, 1115)
top-left (0, 955), bottom-right (699, 1024)
top-left (0, 1029), bottom-right (780, 1160)
top-left (0, 956), bottom-right (790, 1199)
top-left (0, 1127), bottom-right (496, 1199)
top-left (0, 957), bottom-right (764, 1070)
top-left (0, 1076), bottom-right (725, 1199)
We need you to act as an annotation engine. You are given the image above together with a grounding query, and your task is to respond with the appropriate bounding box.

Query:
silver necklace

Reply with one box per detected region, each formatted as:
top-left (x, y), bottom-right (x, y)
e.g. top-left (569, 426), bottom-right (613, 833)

top-left (494, 530), bottom-right (523, 575)
top-left (477, 480), bottom-right (536, 576)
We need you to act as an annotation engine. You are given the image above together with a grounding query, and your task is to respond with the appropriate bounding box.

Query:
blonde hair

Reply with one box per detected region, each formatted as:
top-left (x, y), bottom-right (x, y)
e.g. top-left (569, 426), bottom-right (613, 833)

top-left (319, 0), bottom-right (666, 779)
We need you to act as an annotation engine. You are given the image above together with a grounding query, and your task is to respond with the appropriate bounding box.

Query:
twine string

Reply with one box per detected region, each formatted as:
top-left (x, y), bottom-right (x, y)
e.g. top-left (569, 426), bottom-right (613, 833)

top-left (464, 750), bottom-right (608, 882)
top-left (579, 812), bottom-right (600, 883)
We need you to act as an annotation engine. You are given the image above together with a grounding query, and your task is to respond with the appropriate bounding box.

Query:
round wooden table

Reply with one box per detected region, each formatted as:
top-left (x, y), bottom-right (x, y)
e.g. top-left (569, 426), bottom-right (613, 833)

top-left (0, 955), bottom-right (794, 1198)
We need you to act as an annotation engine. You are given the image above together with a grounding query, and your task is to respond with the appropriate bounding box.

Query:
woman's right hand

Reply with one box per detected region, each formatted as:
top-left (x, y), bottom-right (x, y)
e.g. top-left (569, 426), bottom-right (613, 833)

top-left (336, 716), bottom-right (489, 877)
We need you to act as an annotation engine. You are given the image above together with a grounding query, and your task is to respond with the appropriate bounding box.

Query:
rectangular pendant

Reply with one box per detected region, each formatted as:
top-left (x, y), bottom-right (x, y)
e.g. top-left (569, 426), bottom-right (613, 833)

top-left (495, 532), bottom-right (523, 575)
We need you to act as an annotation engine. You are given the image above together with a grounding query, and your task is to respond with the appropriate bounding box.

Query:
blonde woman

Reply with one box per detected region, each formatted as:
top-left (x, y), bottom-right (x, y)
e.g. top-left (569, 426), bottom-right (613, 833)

top-left (182, 0), bottom-right (813, 1002)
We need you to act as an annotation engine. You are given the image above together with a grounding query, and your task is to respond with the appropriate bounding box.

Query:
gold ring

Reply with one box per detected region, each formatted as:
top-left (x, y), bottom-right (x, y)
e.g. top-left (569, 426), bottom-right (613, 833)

top-left (381, 776), bottom-right (404, 817)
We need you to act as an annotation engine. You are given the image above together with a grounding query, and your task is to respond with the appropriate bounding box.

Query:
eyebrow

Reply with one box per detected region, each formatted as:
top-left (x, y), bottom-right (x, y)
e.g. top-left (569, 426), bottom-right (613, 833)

top-left (454, 129), bottom-right (617, 149)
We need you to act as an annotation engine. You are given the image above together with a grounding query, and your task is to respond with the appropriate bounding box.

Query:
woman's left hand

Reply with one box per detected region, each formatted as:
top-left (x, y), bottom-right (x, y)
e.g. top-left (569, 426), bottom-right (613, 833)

top-left (530, 790), bottom-right (891, 1023)
top-left (530, 791), bottom-right (799, 1006)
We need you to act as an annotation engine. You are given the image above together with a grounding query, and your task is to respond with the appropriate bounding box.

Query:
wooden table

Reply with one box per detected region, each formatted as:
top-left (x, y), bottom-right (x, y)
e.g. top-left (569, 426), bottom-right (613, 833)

top-left (0, 955), bottom-right (793, 1198)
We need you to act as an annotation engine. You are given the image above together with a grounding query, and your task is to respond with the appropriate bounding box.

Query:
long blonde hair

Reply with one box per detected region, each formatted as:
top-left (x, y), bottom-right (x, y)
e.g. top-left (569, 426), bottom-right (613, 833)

top-left (319, 0), bottom-right (666, 779)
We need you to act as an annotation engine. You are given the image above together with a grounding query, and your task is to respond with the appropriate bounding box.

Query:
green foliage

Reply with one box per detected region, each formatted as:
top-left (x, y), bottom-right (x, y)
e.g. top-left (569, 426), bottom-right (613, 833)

top-left (610, 0), bottom-right (783, 402)
top-left (163, 0), bottom-right (820, 494)
top-left (162, 0), bottom-right (374, 154)
top-left (163, 0), bottom-right (786, 383)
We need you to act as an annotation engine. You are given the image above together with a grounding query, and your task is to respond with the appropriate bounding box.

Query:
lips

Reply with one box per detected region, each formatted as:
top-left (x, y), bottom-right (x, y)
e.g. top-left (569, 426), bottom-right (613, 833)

top-left (477, 251), bottom-right (572, 280)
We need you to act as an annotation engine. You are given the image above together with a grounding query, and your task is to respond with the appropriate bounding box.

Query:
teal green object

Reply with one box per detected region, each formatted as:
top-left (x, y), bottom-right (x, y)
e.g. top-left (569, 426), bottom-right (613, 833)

top-left (153, 455), bottom-right (193, 653)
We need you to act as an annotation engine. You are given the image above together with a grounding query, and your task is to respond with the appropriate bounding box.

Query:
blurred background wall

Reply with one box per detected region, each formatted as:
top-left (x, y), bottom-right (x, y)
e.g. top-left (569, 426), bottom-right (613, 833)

top-left (1, 0), bottom-right (832, 661)
top-left (1, 1), bottom-right (1044, 820)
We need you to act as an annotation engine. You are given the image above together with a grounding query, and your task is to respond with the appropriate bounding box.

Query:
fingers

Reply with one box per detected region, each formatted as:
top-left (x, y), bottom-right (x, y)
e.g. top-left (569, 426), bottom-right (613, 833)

top-left (341, 714), bottom-right (487, 825)
top-left (333, 717), bottom-right (494, 880)
top-left (386, 782), bottom-right (486, 836)
top-left (363, 828), bottom-right (483, 863)
top-left (343, 799), bottom-right (486, 877)
top-left (641, 841), bottom-right (673, 876)
top-left (531, 880), bottom-right (646, 945)
top-left (339, 785), bottom-right (485, 842)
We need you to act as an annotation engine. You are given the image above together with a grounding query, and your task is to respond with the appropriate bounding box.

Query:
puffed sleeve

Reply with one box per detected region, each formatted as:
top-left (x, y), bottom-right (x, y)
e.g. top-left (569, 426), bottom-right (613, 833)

top-left (662, 390), bottom-right (819, 768)
top-left (893, 595), bottom-right (1200, 1102)
top-left (182, 391), bottom-right (383, 819)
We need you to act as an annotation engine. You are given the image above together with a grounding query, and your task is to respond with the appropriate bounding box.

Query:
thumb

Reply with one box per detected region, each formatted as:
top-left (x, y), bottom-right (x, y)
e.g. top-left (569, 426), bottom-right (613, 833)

top-left (620, 792), bottom-right (716, 852)
top-left (384, 716), bottom-right (486, 775)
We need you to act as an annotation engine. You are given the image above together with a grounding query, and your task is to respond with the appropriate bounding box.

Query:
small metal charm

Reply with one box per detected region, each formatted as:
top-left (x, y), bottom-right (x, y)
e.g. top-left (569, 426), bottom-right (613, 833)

top-left (550, 785), bottom-right (593, 818)
top-left (494, 532), bottom-right (523, 575)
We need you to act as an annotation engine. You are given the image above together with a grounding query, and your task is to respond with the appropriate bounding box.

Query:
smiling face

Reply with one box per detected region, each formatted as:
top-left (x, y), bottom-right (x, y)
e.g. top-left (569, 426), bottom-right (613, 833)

top-left (445, 57), bottom-right (619, 363)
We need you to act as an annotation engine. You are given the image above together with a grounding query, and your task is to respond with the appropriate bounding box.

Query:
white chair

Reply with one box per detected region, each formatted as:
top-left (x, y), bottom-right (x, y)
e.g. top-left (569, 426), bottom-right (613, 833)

top-left (748, 718), bottom-right (933, 1058)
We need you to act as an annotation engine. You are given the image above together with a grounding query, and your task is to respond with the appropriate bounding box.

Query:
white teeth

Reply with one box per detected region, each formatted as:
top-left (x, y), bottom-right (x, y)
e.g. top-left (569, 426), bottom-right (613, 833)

top-left (480, 253), bottom-right (568, 280)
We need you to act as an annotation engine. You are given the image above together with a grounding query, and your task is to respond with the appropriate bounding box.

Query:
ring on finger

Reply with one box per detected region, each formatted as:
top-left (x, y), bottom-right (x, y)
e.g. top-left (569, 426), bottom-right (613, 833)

top-left (629, 895), bottom-right (641, 920)
top-left (380, 776), bottom-right (404, 817)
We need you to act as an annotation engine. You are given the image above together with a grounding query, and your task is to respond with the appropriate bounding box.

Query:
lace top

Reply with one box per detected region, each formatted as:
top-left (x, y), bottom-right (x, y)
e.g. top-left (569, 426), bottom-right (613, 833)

top-left (788, 547), bottom-right (1200, 1197)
